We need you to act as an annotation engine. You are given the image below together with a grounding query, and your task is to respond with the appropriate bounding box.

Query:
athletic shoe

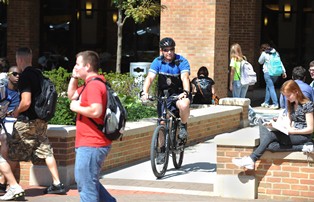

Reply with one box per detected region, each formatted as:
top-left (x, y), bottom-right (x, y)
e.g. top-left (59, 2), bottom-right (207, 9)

top-left (261, 103), bottom-right (269, 108)
top-left (178, 123), bottom-right (188, 141)
top-left (156, 153), bottom-right (166, 165)
top-left (0, 185), bottom-right (25, 201)
top-left (44, 183), bottom-right (66, 194)
top-left (232, 156), bottom-right (254, 170)
top-left (269, 105), bottom-right (279, 109)
top-left (0, 183), bottom-right (7, 193)
top-left (302, 144), bottom-right (314, 153)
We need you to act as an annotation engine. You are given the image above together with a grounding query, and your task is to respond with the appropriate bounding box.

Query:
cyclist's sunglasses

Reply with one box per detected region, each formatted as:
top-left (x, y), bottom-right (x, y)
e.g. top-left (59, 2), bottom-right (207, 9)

top-left (8, 72), bottom-right (20, 77)
top-left (162, 48), bottom-right (175, 52)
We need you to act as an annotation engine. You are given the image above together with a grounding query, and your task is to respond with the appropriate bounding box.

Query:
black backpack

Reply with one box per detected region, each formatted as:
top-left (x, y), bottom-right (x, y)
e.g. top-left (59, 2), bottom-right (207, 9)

top-left (32, 69), bottom-right (58, 122)
top-left (80, 77), bottom-right (127, 141)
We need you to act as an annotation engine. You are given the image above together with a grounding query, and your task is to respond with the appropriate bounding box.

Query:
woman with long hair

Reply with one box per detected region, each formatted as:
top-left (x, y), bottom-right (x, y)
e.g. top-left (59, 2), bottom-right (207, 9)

top-left (232, 80), bottom-right (314, 170)
top-left (229, 43), bottom-right (248, 98)
top-left (191, 66), bottom-right (215, 104)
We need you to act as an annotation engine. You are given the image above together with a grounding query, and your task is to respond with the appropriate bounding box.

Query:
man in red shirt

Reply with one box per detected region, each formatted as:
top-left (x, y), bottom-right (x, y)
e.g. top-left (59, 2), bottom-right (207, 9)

top-left (67, 50), bottom-right (116, 202)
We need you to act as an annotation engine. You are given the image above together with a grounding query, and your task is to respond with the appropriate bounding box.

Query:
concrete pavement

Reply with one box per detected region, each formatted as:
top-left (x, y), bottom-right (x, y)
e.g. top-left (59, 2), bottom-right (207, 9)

top-left (11, 88), bottom-right (284, 201)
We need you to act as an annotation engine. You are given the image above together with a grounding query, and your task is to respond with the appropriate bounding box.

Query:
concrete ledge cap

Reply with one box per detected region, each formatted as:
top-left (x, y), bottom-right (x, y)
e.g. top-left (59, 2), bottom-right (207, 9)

top-left (219, 97), bottom-right (251, 106)
top-left (262, 150), bottom-right (314, 162)
top-left (214, 126), bottom-right (260, 147)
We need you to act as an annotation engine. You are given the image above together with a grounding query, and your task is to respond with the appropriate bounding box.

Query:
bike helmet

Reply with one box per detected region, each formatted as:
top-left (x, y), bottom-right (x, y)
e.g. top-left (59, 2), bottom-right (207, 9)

top-left (159, 37), bottom-right (176, 48)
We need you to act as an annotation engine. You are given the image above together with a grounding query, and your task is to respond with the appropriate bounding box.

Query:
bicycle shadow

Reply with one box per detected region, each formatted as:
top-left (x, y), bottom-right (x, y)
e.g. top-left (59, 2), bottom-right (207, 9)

top-left (159, 162), bottom-right (216, 180)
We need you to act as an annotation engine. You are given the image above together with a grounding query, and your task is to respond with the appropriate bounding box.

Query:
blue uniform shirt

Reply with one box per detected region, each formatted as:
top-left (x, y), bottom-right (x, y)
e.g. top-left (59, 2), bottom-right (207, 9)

top-left (149, 54), bottom-right (190, 95)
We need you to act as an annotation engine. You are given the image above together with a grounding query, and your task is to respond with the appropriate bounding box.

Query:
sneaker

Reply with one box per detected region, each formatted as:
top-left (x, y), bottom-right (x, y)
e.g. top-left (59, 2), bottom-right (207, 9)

top-left (261, 103), bottom-right (269, 108)
top-left (302, 144), bottom-right (313, 153)
top-left (44, 183), bottom-right (66, 194)
top-left (232, 156), bottom-right (254, 170)
top-left (156, 153), bottom-right (166, 165)
top-left (269, 105), bottom-right (279, 109)
top-left (0, 185), bottom-right (25, 201)
top-left (178, 123), bottom-right (188, 141)
top-left (0, 183), bottom-right (7, 193)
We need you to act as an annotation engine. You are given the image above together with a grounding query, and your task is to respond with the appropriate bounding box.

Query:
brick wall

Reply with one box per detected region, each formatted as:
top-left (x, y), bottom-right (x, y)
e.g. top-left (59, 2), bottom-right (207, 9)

top-left (104, 106), bottom-right (242, 170)
top-left (7, 0), bottom-right (40, 65)
top-left (217, 143), bottom-right (314, 200)
top-left (160, 0), bottom-right (230, 98)
top-left (11, 105), bottom-right (245, 186)
top-left (229, 0), bottom-right (262, 85)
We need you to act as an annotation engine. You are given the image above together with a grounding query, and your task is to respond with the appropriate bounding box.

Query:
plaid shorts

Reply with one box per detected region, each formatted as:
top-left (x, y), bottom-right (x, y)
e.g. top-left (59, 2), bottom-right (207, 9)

top-left (8, 119), bottom-right (53, 163)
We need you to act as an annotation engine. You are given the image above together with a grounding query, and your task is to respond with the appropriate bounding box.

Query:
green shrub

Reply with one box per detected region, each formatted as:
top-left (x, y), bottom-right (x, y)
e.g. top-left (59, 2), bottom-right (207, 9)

top-left (102, 72), bottom-right (157, 121)
top-left (43, 68), bottom-right (76, 125)
top-left (46, 68), bottom-right (157, 124)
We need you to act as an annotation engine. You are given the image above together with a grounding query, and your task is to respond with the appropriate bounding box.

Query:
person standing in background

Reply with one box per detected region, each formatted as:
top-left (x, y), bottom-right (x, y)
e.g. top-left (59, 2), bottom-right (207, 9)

top-left (258, 43), bottom-right (287, 109)
top-left (229, 43), bottom-right (248, 98)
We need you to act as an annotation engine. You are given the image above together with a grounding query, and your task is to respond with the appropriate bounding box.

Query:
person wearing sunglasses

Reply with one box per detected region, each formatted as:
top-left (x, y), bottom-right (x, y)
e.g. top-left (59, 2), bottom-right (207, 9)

top-left (0, 67), bottom-right (21, 162)
top-left (141, 37), bottom-right (191, 164)
top-left (0, 66), bottom-right (25, 200)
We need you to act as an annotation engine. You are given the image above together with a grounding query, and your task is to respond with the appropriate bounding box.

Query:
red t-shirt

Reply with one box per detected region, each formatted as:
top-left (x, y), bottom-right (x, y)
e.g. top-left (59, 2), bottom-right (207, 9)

top-left (75, 75), bottom-right (111, 147)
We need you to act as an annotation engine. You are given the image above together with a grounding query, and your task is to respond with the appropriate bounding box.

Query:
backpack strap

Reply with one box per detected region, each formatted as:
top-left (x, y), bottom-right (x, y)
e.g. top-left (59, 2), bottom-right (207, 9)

top-left (77, 77), bottom-right (107, 131)
top-left (196, 79), bottom-right (204, 97)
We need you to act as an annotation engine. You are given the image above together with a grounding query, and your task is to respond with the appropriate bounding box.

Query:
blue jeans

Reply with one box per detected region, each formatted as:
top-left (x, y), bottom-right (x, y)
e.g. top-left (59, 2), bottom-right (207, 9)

top-left (75, 146), bottom-right (116, 202)
top-left (263, 72), bottom-right (278, 105)
top-left (250, 125), bottom-right (311, 162)
top-left (232, 80), bottom-right (249, 98)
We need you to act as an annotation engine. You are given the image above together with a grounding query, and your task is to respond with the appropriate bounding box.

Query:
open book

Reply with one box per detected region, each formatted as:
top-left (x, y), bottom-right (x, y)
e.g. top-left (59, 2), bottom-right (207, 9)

top-left (264, 120), bottom-right (289, 135)
top-left (263, 112), bottom-right (289, 135)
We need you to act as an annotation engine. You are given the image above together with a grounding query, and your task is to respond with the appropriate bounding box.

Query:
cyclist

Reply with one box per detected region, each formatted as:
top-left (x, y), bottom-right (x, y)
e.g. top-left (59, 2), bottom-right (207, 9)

top-left (141, 37), bottom-right (191, 163)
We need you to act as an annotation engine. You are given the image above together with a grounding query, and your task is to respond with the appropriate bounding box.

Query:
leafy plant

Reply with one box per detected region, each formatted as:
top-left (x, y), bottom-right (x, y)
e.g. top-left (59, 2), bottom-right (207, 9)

top-left (46, 68), bottom-right (158, 124)
top-left (103, 71), bottom-right (157, 121)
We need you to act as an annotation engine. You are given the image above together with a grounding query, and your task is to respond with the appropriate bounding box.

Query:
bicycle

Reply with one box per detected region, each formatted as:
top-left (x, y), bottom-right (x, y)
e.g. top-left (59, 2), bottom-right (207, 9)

top-left (147, 90), bottom-right (185, 178)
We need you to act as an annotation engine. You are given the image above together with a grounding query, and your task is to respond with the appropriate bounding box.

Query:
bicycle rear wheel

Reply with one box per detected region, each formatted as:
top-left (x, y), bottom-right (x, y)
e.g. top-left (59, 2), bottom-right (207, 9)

top-left (150, 125), bottom-right (169, 178)
top-left (171, 121), bottom-right (184, 169)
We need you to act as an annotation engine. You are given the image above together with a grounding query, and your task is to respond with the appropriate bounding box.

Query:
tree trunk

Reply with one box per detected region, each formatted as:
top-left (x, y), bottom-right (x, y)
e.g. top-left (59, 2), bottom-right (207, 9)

top-left (116, 9), bottom-right (123, 73)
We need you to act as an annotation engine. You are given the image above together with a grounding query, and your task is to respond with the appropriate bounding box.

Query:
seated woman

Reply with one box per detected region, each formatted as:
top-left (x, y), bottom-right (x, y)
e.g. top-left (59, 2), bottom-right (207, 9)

top-left (191, 66), bottom-right (215, 104)
top-left (232, 80), bottom-right (314, 170)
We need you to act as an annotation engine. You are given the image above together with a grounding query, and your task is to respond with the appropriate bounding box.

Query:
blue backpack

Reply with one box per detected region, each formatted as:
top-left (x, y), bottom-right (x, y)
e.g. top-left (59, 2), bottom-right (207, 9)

top-left (268, 52), bottom-right (283, 76)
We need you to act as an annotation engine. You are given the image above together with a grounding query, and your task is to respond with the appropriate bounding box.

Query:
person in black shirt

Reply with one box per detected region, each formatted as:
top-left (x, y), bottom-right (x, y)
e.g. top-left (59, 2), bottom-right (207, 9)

top-left (191, 66), bottom-right (215, 104)
top-left (11, 47), bottom-right (66, 196)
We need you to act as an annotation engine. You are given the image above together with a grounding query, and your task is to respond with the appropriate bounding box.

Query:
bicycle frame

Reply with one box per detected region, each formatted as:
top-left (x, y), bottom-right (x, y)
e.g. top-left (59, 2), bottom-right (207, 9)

top-left (149, 89), bottom-right (184, 178)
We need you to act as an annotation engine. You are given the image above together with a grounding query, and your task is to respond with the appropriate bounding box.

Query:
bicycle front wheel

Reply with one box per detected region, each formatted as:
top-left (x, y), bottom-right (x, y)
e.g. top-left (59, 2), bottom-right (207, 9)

top-left (171, 122), bottom-right (184, 169)
top-left (150, 125), bottom-right (169, 179)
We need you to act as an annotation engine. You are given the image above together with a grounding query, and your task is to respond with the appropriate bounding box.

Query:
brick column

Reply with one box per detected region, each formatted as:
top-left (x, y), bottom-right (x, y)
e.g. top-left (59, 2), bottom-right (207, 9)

top-left (7, 0), bottom-right (40, 65)
top-left (160, 0), bottom-right (230, 98)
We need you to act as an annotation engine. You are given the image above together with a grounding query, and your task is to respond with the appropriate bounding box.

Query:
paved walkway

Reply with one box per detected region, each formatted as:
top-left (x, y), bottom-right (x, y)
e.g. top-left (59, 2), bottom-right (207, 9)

top-left (12, 88), bottom-right (285, 201)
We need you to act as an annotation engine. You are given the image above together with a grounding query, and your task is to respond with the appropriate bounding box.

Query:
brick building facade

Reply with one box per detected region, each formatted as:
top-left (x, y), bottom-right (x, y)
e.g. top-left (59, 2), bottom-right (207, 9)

top-left (5, 0), bottom-right (264, 98)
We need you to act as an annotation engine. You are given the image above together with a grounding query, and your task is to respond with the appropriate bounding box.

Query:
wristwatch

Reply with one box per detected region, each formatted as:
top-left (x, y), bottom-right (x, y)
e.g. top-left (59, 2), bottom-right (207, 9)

top-left (183, 90), bottom-right (189, 96)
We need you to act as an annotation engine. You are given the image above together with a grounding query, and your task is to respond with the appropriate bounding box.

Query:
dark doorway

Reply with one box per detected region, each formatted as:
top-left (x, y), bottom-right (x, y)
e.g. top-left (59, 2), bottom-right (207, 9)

top-left (261, 0), bottom-right (314, 84)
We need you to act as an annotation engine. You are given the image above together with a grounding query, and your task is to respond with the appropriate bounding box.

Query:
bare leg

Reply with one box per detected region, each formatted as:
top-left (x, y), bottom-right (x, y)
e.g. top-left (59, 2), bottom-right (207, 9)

top-left (45, 155), bottom-right (60, 185)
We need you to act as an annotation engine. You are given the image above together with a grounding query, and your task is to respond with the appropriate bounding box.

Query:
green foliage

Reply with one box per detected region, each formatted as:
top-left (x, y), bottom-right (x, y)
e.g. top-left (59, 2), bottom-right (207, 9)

top-left (43, 67), bottom-right (76, 125)
top-left (43, 67), bottom-right (71, 93)
top-left (49, 96), bottom-right (76, 125)
top-left (124, 98), bottom-right (157, 121)
top-left (46, 68), bottom-right (157, 124)
top-left (102, 72), bottom-right (158, 121)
